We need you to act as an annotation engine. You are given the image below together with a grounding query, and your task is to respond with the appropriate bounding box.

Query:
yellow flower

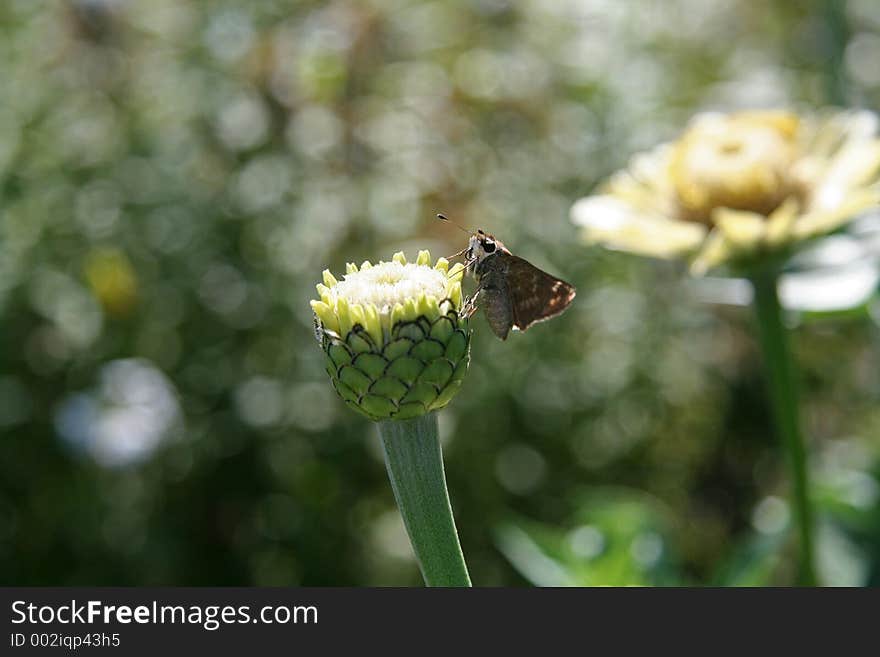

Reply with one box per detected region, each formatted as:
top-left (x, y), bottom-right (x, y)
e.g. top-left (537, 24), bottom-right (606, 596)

top-left (570, 110), bottom-right (880, 274)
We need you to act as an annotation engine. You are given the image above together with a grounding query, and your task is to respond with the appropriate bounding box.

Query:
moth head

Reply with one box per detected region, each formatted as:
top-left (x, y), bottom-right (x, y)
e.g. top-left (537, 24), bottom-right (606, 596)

top-left (468, 230), bottom-right (504, 265)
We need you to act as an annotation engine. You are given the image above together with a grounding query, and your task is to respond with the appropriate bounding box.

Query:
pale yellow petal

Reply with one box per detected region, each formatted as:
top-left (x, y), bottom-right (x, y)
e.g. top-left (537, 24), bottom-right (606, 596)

top-left (711, 208), bottom-right (766, 248)
top-left (348, 303), bottom-right (366, 336)
top-left (447, 262), bottom-right (465, 283)
top-left (389, 302), bottom-right (405, 328)
top-left (689, 231), bottom-right (732, 276)
top-left (764, 198), bottom-right (800, 246)
top-left (446, 281), bottom-right (463, 309)
top-left (605, 145), bottom-right (677, 214)
top-left (310, 300), bottom-right (339, 334)
top-left (362, 304), bottom-right (383, 347)
top-left (810, 140), bottom-right (880, 213)
top-left (794, 188), bottom-right (880, 240)
top-left (336, 297), bottom-right (353, 337)
top-left (416, 291), bottom-right (438, 321)
top-left (571, 195), bottom-right (707, 259)
top-left (401, 297), bottom-right (418, 322)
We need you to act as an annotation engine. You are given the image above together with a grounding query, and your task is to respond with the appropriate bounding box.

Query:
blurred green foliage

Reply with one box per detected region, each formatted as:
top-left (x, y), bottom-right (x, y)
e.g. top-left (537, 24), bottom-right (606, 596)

top-left (1, 0), bottom-right (879, 586)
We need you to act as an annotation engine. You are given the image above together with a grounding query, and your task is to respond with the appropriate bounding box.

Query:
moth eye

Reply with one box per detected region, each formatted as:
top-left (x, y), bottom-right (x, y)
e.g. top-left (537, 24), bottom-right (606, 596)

top-left (483, 240), bottom-right (496, 253)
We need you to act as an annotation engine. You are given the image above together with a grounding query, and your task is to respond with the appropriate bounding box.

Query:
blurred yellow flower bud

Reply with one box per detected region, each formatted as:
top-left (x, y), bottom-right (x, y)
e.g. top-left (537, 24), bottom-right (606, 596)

top-left (84, 248), bottom-right (138, 318)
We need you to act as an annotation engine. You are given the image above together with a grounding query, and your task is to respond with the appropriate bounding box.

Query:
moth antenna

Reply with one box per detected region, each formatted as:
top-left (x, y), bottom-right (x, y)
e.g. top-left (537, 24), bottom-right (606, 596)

top-left (444, 245), bottom-right (469, 261)
top-left (443, 255), bottom-right (476, 279)
top-left (446, 266), bottom-right (465, 280)
top-left (436, 213), bottom-right (473, 234)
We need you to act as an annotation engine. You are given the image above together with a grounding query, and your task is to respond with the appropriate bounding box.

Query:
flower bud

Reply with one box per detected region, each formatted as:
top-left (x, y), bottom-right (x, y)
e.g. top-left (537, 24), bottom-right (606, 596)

top-left (311, 251), bottom-right (470, 421)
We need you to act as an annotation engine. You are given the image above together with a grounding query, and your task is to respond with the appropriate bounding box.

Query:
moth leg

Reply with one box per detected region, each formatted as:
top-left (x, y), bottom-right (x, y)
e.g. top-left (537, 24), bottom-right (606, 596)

top-left (462, 288), bottom-right (480, 319)
top-left (462, 270), bottom-right (491, 315)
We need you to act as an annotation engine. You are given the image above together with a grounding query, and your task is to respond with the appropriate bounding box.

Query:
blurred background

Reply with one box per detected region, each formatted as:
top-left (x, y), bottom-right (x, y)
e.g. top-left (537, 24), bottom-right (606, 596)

top-left (2, 0), bottom-right (880, 586)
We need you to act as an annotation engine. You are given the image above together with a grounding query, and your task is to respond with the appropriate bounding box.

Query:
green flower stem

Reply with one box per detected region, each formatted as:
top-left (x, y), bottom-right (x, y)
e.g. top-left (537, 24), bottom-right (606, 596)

top-left (378, 413), bottom-right (471, 587)
top-left (821, 0), bottom-right (849, 106)
top-left (750, 271), bottom-right (817, 586)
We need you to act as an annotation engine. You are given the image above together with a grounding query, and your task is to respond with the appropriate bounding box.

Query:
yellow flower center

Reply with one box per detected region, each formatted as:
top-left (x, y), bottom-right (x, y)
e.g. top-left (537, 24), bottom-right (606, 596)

top-left (669, 111), bottom-right (802, 224)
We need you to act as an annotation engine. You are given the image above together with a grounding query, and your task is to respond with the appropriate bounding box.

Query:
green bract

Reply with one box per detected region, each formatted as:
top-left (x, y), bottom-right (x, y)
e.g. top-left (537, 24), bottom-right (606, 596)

top-left (311, 250), bottom-right (470, 421)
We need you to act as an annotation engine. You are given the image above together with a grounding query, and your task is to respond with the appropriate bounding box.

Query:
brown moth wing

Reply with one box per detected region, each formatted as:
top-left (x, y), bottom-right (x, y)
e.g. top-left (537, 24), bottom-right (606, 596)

top-left (475, 266), bottom-right (515, 340)
top-left (506, 256), bottom-right (576, 331)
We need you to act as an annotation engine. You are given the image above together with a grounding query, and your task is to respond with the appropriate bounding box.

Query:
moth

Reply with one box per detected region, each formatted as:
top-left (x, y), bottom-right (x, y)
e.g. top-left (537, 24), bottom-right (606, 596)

top-left (439, 214), bottom-right (576, 340)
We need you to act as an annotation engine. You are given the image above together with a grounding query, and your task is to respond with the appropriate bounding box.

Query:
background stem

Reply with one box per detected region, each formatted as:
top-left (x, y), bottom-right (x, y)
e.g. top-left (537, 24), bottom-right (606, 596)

top-left (821, 0), bottom-right (849, 106)
top-left (378, 413), bottom-right (471, 587)
top-left (750, 272), bottom-right (817, 585)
